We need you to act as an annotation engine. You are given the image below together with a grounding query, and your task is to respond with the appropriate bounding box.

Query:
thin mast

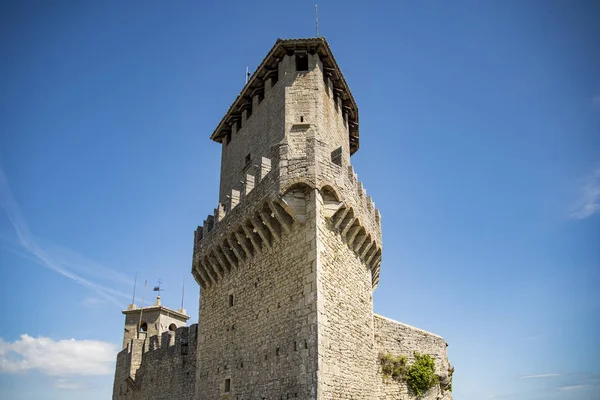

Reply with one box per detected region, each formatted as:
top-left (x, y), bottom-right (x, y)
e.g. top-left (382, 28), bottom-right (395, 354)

top-left (315, 4), bottom-right (319, 37)
top-left (180, 278), bottom-right (185, 311)
top-left (131, 270), bottom-right (137, 305)
top-left (137, 279), bottom-right (147, 337)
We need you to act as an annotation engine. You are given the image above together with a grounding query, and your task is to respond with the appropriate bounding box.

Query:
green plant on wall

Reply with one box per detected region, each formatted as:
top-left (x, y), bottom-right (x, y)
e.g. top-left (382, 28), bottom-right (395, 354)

top-left (379, 353), bottom-right (407, 381)
top-left (405, 353), bottom-right (439, 397)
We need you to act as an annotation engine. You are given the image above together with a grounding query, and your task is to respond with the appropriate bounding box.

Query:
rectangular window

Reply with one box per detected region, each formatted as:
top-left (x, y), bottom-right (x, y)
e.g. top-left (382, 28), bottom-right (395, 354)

top-left (229, 294), bottom-right (234, 307)
top-left (295, 52), bottom-right (308, 71)
top-left (224, 378), bottom-right (231, 393)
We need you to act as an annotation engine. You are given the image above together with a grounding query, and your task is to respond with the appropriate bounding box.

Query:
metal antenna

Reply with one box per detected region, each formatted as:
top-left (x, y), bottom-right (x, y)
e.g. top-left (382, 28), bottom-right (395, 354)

top-left (315, 4), bottom-right (319, 37)
top-left (138, 279), bottom-right (147, 335)
top-left (131, 270), bottom-right (137, 305)
top-left (180, 278), bottom-right (185, 311)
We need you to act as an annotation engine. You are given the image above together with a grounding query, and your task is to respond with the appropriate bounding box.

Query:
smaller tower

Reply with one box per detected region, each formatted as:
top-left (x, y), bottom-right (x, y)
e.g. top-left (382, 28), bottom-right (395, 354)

top-left (113, 295), bottom-right (194, 400)
top-left (121, 295), bottom-right (190, 348)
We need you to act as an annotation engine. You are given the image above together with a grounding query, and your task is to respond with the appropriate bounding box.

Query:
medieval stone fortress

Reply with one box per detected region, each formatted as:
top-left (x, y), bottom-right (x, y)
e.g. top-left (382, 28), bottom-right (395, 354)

top-left (112, 37), bottom-right (453, 400)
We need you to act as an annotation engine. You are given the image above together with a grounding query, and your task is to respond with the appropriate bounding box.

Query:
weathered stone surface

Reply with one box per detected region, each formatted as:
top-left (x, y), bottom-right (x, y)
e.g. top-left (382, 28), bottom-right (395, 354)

top-left (112, 37), bottom-right (452, 400)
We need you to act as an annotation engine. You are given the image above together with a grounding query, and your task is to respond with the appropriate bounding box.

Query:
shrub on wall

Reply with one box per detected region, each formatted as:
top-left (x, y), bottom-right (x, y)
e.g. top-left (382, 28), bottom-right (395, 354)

top-left (405, 353), bottom-right (439, 397)
top-left (379, 353), bottom-right (407, 381)
top-left (380, 352), bottom-right (443, 397)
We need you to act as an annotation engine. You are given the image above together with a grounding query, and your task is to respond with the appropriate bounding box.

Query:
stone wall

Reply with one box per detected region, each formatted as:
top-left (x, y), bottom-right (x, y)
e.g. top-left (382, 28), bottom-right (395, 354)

top-left (113, 324), bottom-right (197, 400)
top-left (315, 189), bottom-right (378, 399)
top-left (374, 315), bottom-right (453, 400)
top-left (195, 188), bottom-right (319, 399)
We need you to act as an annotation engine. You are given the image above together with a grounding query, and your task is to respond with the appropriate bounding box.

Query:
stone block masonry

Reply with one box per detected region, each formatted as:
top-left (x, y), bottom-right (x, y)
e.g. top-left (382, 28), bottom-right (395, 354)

top-left (112, 37), bottom-right (452, 400)
top-left (113, 324), bottom-right (197, 399)
top-left (374, 315), bottom-right (453, 400)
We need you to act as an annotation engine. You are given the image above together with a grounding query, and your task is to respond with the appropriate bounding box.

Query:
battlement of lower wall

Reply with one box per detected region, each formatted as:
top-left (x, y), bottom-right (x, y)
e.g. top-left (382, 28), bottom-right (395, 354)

top-left (113, 324), bottom-right (198, 399)
top-left (117, 323), bottom-right (198, 368)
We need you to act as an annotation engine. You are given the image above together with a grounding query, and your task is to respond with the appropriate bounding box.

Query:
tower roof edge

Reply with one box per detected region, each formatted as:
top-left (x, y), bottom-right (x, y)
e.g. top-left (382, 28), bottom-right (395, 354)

top-left (122, 304), bottom-right (190, 321)
top-left (209, 37), bottom-right (360, 154)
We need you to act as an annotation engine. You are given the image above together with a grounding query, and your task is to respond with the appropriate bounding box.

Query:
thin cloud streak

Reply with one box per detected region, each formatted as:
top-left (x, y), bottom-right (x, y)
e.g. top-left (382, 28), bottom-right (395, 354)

top-left (560, 384), bottom-right (590, 390)
top-left (0, 167), bottom-right (129, 307)
top-left (54, 379), bottom-right (86, 390)
top-left (570, 165), bottom-right (600, 219)
top-left (520, 373), bottom-right (562, 379)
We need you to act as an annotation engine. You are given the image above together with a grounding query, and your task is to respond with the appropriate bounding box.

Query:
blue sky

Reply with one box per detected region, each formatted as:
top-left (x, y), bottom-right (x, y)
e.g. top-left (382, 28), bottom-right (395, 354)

top-left (0, 1), bottom-right (599, 399)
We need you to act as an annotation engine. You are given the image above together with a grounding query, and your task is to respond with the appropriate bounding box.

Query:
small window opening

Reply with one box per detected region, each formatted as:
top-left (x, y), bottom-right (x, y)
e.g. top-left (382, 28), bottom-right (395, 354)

top-left (294, 341), bottom-right (297, 351)
top-left (169, 323), bottom-right (177, 332)
top-left (229, 294), bottom-right (234, 307)
top-left (304, 340), bottom-right (308, 349)
top-left (331, 147), bottom-right (342, 167)
top-left (276, 347), bottom-right (280, 356)
top-left (224, 378), bottom-right (231, 393)
top-left (140, 322), bottom-right (148, 332)
top-left (300, 115), bottom-right (304, 123)
top-left (295, 52), bottom-right (308, 71)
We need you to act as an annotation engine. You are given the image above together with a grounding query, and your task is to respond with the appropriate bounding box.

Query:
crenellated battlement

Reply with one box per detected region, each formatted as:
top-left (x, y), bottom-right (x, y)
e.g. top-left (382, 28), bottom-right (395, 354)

top-left (193, 155), bottom-right (274, 258)
top-left (114, 324), bottom-right (197, 398)
top-left (120, 323), bottom-right (198, 358)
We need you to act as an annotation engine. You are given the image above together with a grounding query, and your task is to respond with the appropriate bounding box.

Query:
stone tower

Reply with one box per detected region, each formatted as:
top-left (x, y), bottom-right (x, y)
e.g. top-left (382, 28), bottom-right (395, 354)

top-left (111, 36), bottom-right (452, 400)
top-left (120, 296), bottom-right (190, 348)
top-left (192, 37), bottom-right (383, 399)
top-left (113, 296), bottom-right (193, 399)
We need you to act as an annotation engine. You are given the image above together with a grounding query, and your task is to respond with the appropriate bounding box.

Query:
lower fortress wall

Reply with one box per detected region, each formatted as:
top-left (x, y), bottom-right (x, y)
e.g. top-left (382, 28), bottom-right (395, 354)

top-left (112, 313), bottom-right (453, 400)
top-left (374, 315), bottom-right (453, 400)
top-left (113, 324), bottom-right (197, 400)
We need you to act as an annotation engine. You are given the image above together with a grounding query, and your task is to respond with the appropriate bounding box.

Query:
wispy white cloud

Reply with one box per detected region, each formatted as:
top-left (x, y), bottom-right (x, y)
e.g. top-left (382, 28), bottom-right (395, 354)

top-left (570, 165), bottom-right (600, 219)
top-left (520, 373), bottom-right (562, 379)
top-left (0, 167), bottom-right (130, 306)
top-left (82, 297), bottom-right (109, 307)
top-left (54, 378), bottom-right (87, 390)
top-left (561, 384), bottom-right (590, 390)
top-left (0, 334), bottom-right (116, 376)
